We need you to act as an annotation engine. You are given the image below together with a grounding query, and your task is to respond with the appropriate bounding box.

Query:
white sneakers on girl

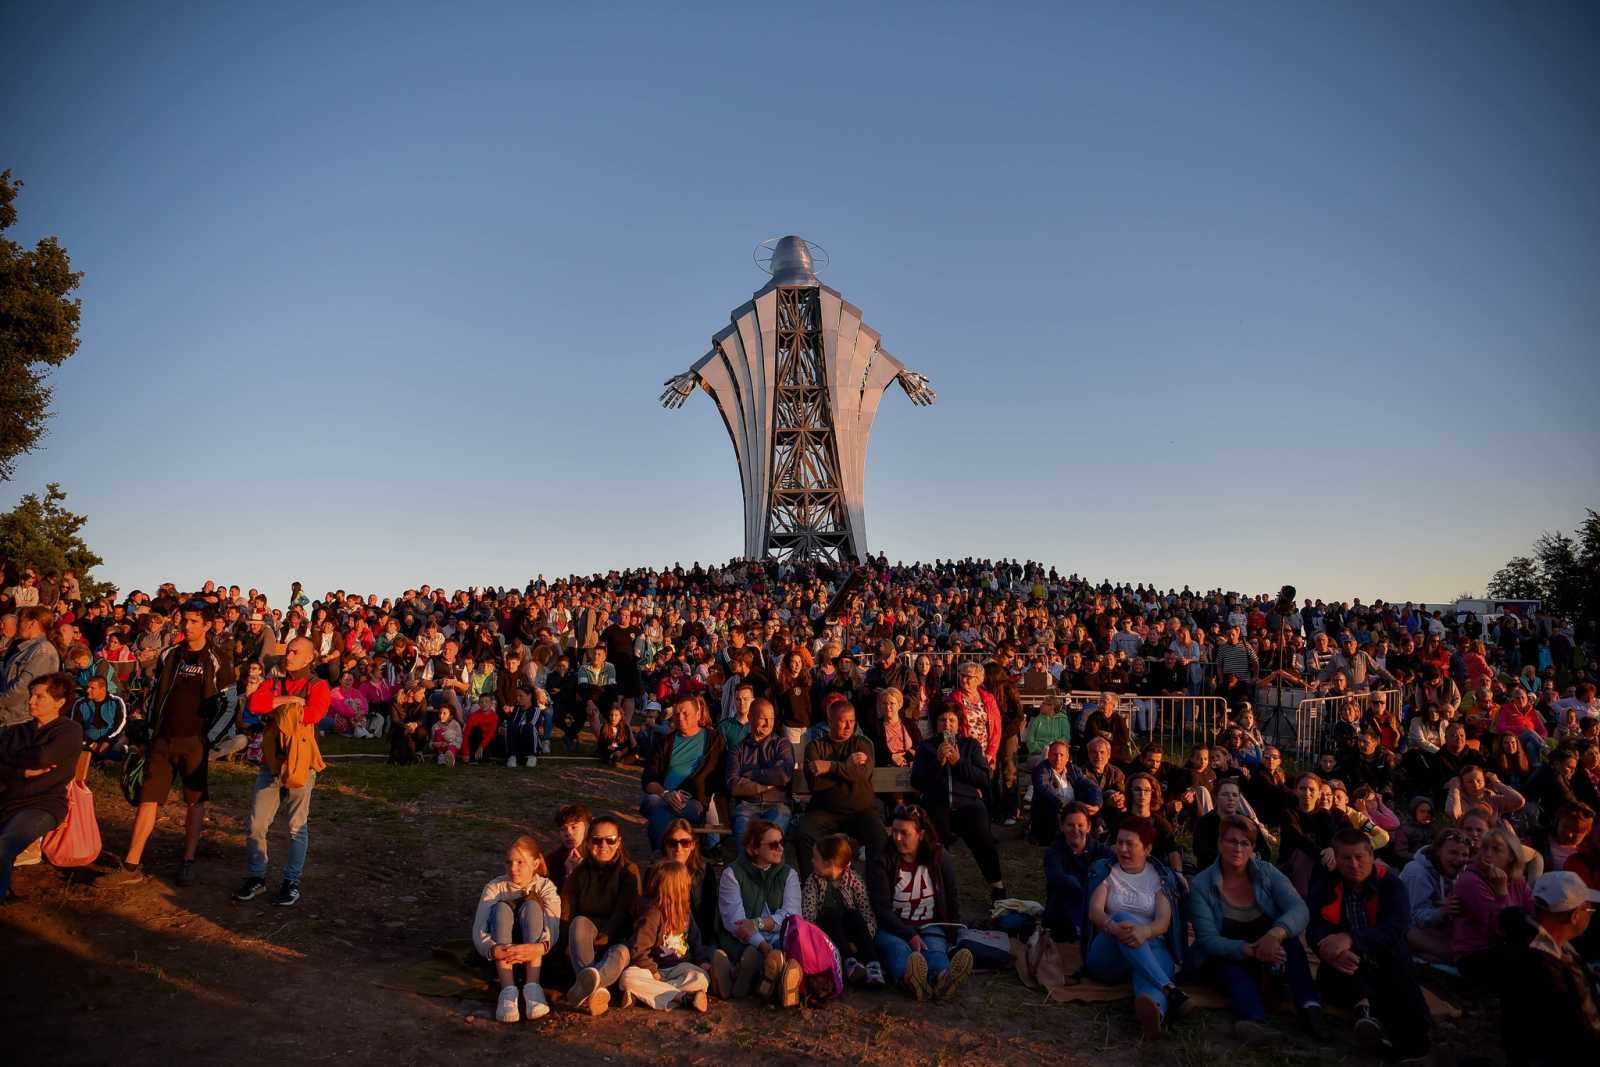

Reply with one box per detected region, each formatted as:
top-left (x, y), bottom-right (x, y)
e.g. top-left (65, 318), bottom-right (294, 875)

top-left (522, 983), bottom-right (550, 1020)
top-left (496, 985), bottom-right (521, 1023)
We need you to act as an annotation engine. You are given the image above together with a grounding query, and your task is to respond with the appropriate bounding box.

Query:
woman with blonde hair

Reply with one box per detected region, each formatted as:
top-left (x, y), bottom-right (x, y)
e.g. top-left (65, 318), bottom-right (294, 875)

top-left (618, 860), bottom-right (711, 1012)
top-left (472, 835), bottom-right (560, 1023)
top-left (1450, 822), bottom-right (1533, 984)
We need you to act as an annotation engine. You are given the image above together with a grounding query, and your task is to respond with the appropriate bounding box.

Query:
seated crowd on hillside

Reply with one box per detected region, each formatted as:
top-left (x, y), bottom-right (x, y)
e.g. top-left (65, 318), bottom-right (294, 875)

top-left (2, 557), bottom-right (1598, 1062)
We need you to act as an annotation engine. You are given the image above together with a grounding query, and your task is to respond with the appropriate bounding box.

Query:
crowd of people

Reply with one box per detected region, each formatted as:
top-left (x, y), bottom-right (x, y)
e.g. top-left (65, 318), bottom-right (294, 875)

top-left (2, 556), bottom-right (1598, 1062)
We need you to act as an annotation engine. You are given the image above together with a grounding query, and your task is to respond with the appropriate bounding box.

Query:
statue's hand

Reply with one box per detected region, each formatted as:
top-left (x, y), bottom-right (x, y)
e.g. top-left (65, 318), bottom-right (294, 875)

top-left (659, 371), bottom-right (697, 409)
top-left (896, 369), bottom-right (936, 406)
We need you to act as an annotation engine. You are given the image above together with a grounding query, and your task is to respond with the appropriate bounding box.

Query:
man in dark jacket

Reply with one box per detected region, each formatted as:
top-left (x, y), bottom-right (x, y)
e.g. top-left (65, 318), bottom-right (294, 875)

top-left (1030, 741), bottom-right (1103, 846)
top-left (1043, 802), bottom-right (1112, 950)
top-left (640, 692), bottom-right (725, 851)
top-left (911, 707), bottom-right (1006, 900)
top-left (725, 699), bottom-right (794, 848)
top-left (1306, 829), bottom-right (1429, 1059)
top-left (105, 599), bottom-right (233, 888)
top-left (790, 695), bottom-right (886, 877)
top-left (1500, 872), bottom-right (1600, 1065)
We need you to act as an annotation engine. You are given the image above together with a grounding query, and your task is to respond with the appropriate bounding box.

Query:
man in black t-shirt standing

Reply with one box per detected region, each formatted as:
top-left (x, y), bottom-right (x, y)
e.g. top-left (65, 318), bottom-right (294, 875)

top-left (600, 606), bottom-right (642, 721)
top-left (105, 600), bottom-right (233, 888)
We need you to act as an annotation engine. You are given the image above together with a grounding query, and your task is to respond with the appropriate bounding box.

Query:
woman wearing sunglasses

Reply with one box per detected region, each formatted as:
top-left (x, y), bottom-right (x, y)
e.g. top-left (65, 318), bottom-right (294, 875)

top-left (713, 819), bottom-right (803, 1007)
top-left (555, 815), bottom-right (640, 1016)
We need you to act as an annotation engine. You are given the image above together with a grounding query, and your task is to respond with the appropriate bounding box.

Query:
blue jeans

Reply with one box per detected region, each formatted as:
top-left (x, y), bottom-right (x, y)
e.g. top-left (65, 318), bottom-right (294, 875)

top-left (1210, 937), bottom-right (1318, 1021)
top-left (1084, 912), bottom-right (1176, 1013)
top-left (489, 897), bottom-right (555, 979)
top-left (640, 792), bottom-right (705, 851)
top-left (0, 808), bottom-right (59, 898)
top-left (247, 767), bottom-right (315, 883)
top-left (731, 801), bottom-right (791, 851)
top-left (874, 926), bottom-right (951, 982)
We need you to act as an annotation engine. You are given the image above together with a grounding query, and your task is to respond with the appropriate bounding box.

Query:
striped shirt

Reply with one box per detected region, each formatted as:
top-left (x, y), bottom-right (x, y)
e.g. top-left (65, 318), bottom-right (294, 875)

top-left (1215, 642), bottom-right (1258, 680)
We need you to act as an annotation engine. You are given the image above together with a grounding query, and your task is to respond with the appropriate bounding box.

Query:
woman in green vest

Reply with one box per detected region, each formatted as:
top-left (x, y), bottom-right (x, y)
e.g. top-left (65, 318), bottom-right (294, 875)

top-left (713, 818), bottom-right (802, 1006)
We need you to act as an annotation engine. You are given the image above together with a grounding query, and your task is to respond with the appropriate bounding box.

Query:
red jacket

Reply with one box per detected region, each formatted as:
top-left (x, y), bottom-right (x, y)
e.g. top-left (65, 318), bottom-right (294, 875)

top-left (250, 672), bottom-right (331, 726)
top-left (1565, 831), bottom-right (1600, 890)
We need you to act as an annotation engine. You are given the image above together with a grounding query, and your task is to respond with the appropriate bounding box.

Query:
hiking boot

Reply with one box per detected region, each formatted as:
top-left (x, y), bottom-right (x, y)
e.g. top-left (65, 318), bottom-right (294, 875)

top-left (1135, 993), bottom-right (1163, 1042)
top-left (496, 985), bottom-right (521, 1023)
top-left (1353, 1003), bottom-right (1384, 1053)
top-left (732, 947), bottom-right (762, 998)
top-left (903, 951), bottom-right (931, 1002)
top-left (710, 949), bottom-right (734, 999)
top-left (102, 862), bottom-right (147, 888)
top-left (272, 880), bottom-right (301, 907)
top-left (864, 961), bottom-right (887, 989)
top-left (777, 959), bottom-right (803, 1008)
top-left (569, 967), bottom-right (609, 1015)
top-left (176, 860), bottom-right (196, 887)
top-left (934, 948), bottom-right (974, 1000)
top-left (1233, 1019), bottom-right (1272, 1044)
top-left (755, 949), bottom-right (786, 999)
top-left (1299, 1003), bottom-right (1331, 1043)
top-left (231, 876), bottom-right (267, 902)
top-left (522, 983), bottom-right (550, 1020)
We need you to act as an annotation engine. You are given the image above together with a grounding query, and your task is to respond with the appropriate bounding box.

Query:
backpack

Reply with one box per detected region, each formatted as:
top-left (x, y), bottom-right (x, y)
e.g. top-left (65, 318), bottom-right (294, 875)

top-left (780, 915), bottom-right (842, 1007)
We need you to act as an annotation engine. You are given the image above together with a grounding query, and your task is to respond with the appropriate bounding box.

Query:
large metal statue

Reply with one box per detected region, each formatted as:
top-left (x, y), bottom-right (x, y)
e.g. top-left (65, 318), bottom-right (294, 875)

top-left (661, 236), bottom-right (934, 564)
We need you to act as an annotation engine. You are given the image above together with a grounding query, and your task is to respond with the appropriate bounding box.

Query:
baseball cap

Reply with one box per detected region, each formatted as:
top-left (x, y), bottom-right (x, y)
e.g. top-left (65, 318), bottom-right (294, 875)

top-left (1532, 871), bottom-right (1600, 913)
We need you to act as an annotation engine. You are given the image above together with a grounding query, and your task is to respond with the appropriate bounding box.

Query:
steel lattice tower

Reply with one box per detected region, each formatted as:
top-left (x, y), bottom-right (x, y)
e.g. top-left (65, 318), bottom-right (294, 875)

top-left (660, 237), bottom-right (935, 563)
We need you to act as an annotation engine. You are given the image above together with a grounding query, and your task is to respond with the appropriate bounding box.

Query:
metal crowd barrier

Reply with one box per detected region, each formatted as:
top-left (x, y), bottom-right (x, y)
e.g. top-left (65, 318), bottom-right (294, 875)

top-left (1284, 688), bottom-right (1404, 762)
top-left (1057, 690), bottom-right (1231, 753)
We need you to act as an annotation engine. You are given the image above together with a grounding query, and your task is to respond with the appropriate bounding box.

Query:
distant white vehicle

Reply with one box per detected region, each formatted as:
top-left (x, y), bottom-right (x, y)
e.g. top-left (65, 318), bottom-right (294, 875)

top-left (1453, 598), bottom-right (1540, 629)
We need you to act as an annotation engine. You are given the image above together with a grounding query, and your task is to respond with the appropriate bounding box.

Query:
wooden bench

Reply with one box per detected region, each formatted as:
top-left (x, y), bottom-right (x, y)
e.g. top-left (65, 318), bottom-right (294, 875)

top-left (615, 766), bottom-right (916, 839)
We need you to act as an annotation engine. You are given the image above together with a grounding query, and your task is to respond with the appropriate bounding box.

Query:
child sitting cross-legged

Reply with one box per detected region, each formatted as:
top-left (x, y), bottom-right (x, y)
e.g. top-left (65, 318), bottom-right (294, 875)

top-left (801, 833), bottom-right (886, 989)
top-left (617, 860), bottom-right (711, 1012)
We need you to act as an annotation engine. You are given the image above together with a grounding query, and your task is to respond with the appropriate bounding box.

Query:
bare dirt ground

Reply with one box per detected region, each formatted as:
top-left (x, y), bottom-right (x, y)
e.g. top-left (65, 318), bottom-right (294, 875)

top-left (3, 738), bottom-right (1498, 1067)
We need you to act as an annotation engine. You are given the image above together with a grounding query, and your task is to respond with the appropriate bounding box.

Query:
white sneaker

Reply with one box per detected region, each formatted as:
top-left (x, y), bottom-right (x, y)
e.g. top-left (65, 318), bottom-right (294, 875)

top-left (496, 985), bottom-right (521, 1023)
top-left (506, 756), bottom-right (518, 768)
top-left (526, 756), bottom-right (537, 769)
top-left (523, 983), bottom-right (550, 1020)
top-left (541, 739), bottom-right (551, 754)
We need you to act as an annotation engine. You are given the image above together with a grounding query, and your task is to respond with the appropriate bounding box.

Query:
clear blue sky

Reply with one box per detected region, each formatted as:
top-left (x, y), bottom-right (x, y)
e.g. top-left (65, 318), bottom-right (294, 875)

top-left (4, 1), bottom-right (1597, 605)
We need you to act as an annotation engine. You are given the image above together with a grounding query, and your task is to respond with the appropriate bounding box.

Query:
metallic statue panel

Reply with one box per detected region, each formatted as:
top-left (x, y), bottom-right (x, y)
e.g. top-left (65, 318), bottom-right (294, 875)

top-left (661, 236), bottom-right (934, 563)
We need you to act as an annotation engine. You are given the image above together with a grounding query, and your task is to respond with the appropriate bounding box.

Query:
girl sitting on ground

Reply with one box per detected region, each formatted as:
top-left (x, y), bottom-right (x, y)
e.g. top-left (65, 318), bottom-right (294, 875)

top-left (597, 704), bottom-right (636, 765)
top-left (801, 833), bottom-right (886, 988)
top-left (473, 835), bottom-right (561, 1023)
top-left (618, 860), bottom-right (711, 1012)
top-left (431, 706), bottom-right (462, 766)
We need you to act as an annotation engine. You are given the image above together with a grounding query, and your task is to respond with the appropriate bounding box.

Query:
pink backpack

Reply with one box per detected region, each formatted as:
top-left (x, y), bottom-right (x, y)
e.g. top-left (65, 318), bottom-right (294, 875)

top-left (43, 780), bottom-right (103, 867)
top-left (780, 916), bottom-right (843, 1006)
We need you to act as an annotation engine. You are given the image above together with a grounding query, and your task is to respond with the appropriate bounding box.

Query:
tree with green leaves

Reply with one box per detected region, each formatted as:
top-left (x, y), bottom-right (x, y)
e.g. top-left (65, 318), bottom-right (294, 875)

top-left (1487, 556), bottom-right (1544, 601)
top-left (0, 482), bottom-right (111, 597)
top-left (0, 168), bottom-right (84, 480)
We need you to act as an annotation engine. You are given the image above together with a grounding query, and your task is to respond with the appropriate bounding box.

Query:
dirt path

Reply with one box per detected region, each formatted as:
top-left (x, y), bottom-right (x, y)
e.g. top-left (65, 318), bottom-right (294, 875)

top-left (2, 745), bottom-right (1490, 1066)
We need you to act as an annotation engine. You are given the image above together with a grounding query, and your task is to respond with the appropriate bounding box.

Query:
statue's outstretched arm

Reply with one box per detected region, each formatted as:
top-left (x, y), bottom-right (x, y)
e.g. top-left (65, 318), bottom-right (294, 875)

top-left (659, 370), bottom-right (697, 409)
top-left (895, 368), bottom-right (936, 406)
